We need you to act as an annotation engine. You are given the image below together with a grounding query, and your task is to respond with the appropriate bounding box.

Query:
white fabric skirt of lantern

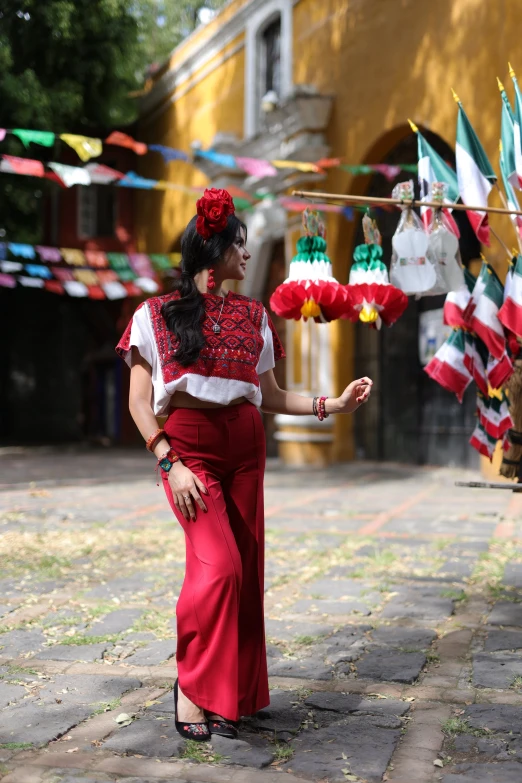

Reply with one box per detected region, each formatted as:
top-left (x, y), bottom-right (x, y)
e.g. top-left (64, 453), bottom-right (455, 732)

top-left (390, 181), bottom-right (437, 295)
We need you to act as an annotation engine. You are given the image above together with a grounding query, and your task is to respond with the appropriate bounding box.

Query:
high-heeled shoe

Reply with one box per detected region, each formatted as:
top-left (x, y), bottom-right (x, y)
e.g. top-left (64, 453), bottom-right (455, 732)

top-left (173, 679), bottom-right (210, 742)
top-left (206, 712), bottom-right (239, 739)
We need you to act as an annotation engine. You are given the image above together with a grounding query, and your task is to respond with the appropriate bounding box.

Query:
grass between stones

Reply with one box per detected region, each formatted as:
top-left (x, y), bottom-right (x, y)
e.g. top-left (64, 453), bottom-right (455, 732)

top-left (469, 542), bottom-right (517, 590)
top-left (133, 609), bottom-right (175, 637)
top-left (0, 743), bottom-right (33, 750)
top-left (511, 676), bottom-right (522, 690)
top-left (441, 717), bottom-right (490, 738)
top-left (293, 634), bottom-right (323, 646)
top-left (55, 633), bottom-right (118, 646)
top-left (91, 698), bottom-right (121, 714)
top-left (272, 741), bottom-right (294, 761)
top-left (440, 588), bottom-right (467, 602)
top-left (0, 665), bottom-right (39, 679)
top-left (181, 739), bottom-right (224, 763)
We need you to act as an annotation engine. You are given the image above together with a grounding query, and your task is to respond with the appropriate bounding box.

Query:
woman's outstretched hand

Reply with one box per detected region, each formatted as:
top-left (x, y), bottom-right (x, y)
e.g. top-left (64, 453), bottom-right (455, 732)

top-left (168, 461), bottom-right (208, 521)
top-left (336, 376), bottom-right (373, 414)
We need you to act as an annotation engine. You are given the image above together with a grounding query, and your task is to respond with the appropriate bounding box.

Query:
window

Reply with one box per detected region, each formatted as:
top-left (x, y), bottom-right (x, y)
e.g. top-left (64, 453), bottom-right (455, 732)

top-left (245, 0), bottom-right (292, 137)
top-left (78, 185), bottom-right (116, 239)
top-left (262, 17), bottom-right (281, 97)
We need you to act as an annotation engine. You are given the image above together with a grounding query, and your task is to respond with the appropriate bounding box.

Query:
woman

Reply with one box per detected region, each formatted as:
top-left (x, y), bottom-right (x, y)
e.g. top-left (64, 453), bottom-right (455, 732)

top-left (116, 188), bottom-right (372, 742)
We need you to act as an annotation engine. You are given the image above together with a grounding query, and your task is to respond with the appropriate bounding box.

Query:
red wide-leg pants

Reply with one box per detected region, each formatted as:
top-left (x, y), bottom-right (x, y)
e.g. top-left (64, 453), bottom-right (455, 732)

top-left (162, 402), bottom-right (269, 722)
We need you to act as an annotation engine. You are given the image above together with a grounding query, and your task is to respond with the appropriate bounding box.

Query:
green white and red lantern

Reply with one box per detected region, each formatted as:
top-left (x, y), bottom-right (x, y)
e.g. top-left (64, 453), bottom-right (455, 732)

top-left (269, 208), bottom-right (350, 322)
top-left (343, 214), bottom-right (408, 329)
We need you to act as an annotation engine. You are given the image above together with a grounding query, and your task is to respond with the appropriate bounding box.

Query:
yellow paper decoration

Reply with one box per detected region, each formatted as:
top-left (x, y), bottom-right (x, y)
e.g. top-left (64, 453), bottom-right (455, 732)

top-left (60, 134), bottom-right (103, 162)
top-left (487, 384), bottom-right (504, 400)
top-left (271, 160), bottom-right (319, 173)
top-left (60, 248), bottom-right (86, 266)
top-left (300, 299), bottom-right (321, 319)
top-left (73, 269), bottom-right (99, 286)
top-left (359, 304), bottom-right (379, 324)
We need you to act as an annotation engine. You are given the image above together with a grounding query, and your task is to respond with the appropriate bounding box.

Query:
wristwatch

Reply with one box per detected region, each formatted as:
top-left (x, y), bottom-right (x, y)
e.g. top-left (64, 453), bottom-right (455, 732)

top-left (158, 448), bottom-right (180, 472)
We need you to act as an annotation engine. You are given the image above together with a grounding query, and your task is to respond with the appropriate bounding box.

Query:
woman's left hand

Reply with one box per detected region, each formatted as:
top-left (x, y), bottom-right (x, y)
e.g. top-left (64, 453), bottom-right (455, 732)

top-left (336, 376), bottom-right (373, 414)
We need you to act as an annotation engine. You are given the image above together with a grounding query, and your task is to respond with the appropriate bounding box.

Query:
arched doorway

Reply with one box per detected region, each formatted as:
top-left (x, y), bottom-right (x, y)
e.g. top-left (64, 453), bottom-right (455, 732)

top-left (352, 131), bottom-right (481, 467)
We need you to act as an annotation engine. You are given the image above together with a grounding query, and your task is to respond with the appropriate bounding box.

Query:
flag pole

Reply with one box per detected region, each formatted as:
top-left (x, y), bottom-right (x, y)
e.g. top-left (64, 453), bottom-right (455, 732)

top-left (291, 190), bottom-right (522, 217)
top-left (489, 224), bottom-right (514, 259)
top-left (494, 180), bottom-right (522, 253)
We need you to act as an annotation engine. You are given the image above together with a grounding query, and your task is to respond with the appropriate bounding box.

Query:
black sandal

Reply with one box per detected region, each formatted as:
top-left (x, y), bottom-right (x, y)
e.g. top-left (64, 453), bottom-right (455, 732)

top-left (206, 713), bottom-right (239, 739)
top-left (173, 679), bottom-right (210, 742)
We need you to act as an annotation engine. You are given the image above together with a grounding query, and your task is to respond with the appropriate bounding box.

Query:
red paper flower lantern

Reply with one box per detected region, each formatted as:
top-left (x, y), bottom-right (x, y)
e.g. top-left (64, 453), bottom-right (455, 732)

top-left (269, 208), bottom-right (351, 323)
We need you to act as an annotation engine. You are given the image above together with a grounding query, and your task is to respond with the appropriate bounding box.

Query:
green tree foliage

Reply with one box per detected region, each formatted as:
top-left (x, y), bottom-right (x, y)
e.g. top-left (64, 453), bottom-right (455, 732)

top-left (0, 0), bottom-right (227, 241)
top-left (133, 0), bottom-right (228, 76)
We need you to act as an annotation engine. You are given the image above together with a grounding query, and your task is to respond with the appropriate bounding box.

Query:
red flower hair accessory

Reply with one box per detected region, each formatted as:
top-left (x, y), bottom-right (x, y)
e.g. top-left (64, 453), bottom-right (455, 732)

top-left (196, 188), bottom-right (235, 240)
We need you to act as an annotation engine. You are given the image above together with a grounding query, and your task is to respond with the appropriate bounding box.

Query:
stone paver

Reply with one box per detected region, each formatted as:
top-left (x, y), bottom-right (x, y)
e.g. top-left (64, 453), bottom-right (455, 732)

top-left (1, 452), bottom-right (522, 782)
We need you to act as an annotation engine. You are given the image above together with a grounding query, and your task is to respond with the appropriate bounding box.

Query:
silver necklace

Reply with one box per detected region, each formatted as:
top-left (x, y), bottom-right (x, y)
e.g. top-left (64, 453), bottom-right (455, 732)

top-left (207, 293), bottom-right (225, 334)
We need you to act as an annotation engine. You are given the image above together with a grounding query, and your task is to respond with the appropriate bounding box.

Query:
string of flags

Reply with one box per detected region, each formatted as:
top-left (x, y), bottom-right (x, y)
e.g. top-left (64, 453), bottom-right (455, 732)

top-left (0, 242), bottom-right (181, 301)
top-left (0, 125), bottom-right (418, 182)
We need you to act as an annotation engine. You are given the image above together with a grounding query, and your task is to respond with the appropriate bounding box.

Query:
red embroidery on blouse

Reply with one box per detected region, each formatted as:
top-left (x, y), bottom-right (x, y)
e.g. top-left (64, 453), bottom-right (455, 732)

top-left (116, 291), bottom-right (285, 383)
top-left (115, 301), bottom-right (146, 357)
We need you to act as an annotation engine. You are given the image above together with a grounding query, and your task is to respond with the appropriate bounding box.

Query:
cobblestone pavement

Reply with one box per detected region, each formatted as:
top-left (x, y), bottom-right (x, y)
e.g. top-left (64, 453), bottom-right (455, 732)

top-left (1, 451), bottom-right (522, 783)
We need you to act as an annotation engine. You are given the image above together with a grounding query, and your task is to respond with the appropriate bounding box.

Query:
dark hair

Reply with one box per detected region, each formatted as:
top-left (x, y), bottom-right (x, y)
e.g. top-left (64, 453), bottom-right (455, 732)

top-left (161, 213), bottom-right (246, 366)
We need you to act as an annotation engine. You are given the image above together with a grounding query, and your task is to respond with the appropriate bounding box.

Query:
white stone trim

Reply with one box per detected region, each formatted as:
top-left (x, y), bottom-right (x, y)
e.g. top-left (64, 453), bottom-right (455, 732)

top-left (274, 431), bottom-right (334, 443)
top-left (275, 414), bottom-right (333, 430)
top-left (140, 0), bottom-right (299, 118)
top-left (244, 0), bottom-right (294, 138)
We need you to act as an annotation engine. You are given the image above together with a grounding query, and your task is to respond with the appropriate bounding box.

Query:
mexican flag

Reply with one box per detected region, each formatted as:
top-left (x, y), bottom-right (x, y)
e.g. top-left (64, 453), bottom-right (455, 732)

top-left (487, 349), bottom-right (514, 389)
top-left (424, 328), bottom-right (472, 402)
top-left (499, 254), bottom-right (522, 337)
top-left (443, 268), bottom-right (476, 329)
top-left (469, 420), bottom-right (498, 460)
top-left (510, 64), bottom-right (522, 189)
top-left (463, 331), bottom-right (489, 395)
top-left (465, 262), bottom-right (506, 359)
top-left (499, 81), bottom-right (522, 238)
top-left (477, 392), bottom-right (513, 440)
top-left (455, 97), bottom-right (497, 245)
top-left (413, 123), bottom-right (460, 234)
top-left (499, 80), bottom-right (518, 186)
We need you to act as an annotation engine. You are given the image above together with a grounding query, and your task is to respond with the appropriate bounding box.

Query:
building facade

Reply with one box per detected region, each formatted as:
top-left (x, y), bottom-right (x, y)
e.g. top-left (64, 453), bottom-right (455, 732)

top-left (0, 144), bottom-right (141, 446)
top-left (131, 0), bottom-right (518, 467)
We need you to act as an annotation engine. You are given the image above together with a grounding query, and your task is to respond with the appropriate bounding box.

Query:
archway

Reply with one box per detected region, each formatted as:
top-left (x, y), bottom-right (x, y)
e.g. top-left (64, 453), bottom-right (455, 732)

top-left (352, 129), bottom-right (481, 467)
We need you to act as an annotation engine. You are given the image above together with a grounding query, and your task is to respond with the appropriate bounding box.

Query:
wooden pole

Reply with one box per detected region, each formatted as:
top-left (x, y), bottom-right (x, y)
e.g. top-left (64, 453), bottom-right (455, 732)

top-left (291, 189), bottom-right (522, 218)
top-left (490, 225), bottom-right (513, 259)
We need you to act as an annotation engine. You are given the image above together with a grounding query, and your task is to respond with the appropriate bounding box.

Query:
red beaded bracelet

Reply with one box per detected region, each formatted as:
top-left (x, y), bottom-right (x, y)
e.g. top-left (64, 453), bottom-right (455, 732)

top-left (146, 427), bottom-right (166, 452)
top-left (312, 396), bottom-right (329, 421)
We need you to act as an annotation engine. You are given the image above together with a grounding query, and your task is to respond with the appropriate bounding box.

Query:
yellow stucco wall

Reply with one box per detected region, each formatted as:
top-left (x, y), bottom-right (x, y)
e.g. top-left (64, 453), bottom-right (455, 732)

top-left (136, 30), bottom-right (246, 253)
top-left (136, 0), bottom-right (522, 465)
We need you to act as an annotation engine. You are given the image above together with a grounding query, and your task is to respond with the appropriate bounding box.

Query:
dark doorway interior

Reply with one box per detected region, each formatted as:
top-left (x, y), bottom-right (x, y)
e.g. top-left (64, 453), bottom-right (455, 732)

top-left (0, 288), bottom-right (133, 445)
top-left (352, 131), bottom-right (481, 467)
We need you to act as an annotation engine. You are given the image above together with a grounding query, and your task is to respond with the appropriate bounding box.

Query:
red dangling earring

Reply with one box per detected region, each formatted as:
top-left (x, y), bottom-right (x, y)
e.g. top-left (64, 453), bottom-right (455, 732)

top-left (207, 268), bottom-right (215, 291)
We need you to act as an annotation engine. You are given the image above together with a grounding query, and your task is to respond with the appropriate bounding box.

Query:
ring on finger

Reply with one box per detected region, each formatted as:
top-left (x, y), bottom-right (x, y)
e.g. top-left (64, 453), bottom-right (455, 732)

top-left (183, 495), bottom-right (190, 501)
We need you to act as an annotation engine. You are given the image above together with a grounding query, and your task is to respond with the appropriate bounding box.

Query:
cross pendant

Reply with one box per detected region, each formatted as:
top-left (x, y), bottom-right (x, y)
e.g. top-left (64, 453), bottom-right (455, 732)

top-left (212, 324), bottom-right (221, 334)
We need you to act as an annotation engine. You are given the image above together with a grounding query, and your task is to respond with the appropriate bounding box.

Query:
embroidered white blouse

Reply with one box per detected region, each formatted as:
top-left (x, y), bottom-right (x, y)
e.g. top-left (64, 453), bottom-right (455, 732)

top-left (116, 291), bottom-right (285, 415)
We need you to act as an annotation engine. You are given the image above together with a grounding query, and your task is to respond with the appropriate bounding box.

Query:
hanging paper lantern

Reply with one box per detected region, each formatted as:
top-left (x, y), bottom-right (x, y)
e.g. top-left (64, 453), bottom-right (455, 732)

top-left (425, 182), bottom-right (465, 295)
top-left (343, 214), bottom-right (408, 329)
top-left (269, 208), bottom-right (350, 322)
top-left (390, 180), bottom-right (437, 295)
